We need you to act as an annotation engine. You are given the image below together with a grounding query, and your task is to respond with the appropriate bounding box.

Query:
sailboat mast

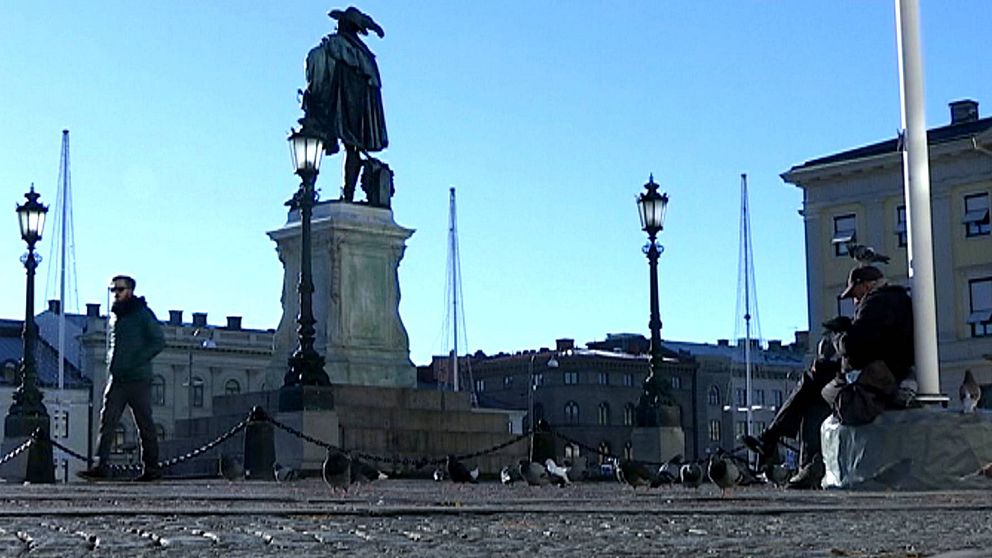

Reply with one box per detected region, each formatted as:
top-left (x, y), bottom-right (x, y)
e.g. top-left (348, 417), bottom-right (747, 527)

top-left (57, 130), bottom-right (70, 396)
top-left (449, 187), bottom-right (459, 392)
top-left (741, 173), bottom-right (753, 438)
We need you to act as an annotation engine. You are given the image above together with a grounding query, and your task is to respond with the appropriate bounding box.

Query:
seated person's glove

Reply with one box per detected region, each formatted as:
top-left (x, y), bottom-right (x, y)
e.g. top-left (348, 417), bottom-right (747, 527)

top-left (816, 333), bottom-right (839, 362)
top-left (822, 315), bottom-right (852, 333)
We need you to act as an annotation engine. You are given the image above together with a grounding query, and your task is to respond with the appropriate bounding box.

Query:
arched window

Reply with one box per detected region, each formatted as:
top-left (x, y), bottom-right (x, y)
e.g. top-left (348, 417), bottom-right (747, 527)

top-left (623, 441), bottom-right (633, 460)
top-left (151, 375), bottom-right (166, 406)
top-left (597, 442), bottom-right (611, 464)
top-left (564, 401), bottom-right (580, 424)
top-left (155, 423), bottom-right (167, 441)
top-left (597, 402), bottom-right (610, 425)
top-left (111, 425), bottom-right (127, 454)
top-left (564, 443), bottom-right (580, 463)
top-left (224, 379), bottom-right (241, 395)
top-left (707, 385), bottom-right (721, 406)
top-left (623, 403), bottom-right (635, 426)
top-left (2, 360), bottom-right (17, 384)
top-left (192, 376), bottom-right (204, 408)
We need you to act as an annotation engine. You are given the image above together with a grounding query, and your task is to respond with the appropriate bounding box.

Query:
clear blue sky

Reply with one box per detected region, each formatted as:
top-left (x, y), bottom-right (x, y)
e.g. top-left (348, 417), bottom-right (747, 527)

top-left (2, 2), bottom-right (990, 365)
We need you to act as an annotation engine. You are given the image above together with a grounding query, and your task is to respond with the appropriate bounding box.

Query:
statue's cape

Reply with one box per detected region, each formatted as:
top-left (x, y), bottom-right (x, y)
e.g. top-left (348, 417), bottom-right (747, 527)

top-left (306, 33), bottom-right (381, 91)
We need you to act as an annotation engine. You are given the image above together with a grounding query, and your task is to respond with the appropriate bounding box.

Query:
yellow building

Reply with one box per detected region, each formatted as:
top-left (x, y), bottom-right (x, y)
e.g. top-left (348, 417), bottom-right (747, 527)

top-left (781, 99), bottom-right (992, 407)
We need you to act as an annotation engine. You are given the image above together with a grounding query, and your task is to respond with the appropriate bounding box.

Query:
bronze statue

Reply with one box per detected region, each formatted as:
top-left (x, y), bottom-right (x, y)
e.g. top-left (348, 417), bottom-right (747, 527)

top-left (300, 6), bottom-right (388, 203)
top-left (635, 371), bottom-right (677, 427)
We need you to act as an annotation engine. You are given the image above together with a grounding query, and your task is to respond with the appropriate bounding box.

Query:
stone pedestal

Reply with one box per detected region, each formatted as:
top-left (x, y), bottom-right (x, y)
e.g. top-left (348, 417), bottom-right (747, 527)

top-left (630, 426), bottom-right (685, 463)
top-left (268, 201), bottom-right (416, 389)
top-left (274, 409), bottom-right (341, 474)
top-left (821, 408), bottom-right (992, 490)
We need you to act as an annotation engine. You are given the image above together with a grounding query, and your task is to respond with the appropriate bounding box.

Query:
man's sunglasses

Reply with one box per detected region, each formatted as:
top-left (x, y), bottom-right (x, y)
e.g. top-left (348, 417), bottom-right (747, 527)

top-left (109, 286), bottom-right (128, 293)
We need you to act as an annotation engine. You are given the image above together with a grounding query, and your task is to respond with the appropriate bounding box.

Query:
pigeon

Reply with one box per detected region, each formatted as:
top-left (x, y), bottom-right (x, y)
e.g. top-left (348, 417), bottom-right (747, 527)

top-left (273, 462), bottom-right (300, 482)
top-left (846, 242), bottom-right (890, 265)
top-left (518, 459), bottom-right (550, 486)
top-left (351, 459), bottom-right (388, 484)
top-left (763, 463), bottom-right (794, 487)
top-left (219, 454), bottom-right (244, 481)
top-left (679, 462), bottom-right (703, 489)
top-left (499, 465), bottom-right (515, 485)
top-left (446, 455), bottom-right (477, 484)
top-left (707, 450), bottom-right (742, 498)
top-left (653, 455), bottom-right (683, 487)
top-left (960, 370), bottom-right (981, 413)
top-left (322, 448), bottom-right (351, 491)
top-left (432, 468), bottom-right (446, 482)
top-left (545, 458), bottom-right (570, 486)
top-left (617, 459), bottom-right (653, 489)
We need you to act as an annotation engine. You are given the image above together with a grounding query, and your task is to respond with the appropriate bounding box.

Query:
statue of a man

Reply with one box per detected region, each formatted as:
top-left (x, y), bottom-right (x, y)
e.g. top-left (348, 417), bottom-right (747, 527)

top-left (300, 6), bottom-right (388, 202)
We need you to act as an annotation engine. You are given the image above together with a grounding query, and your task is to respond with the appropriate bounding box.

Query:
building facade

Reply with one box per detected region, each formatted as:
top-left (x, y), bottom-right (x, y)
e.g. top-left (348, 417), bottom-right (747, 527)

top-left (782, 99), bottom-right (992, 407)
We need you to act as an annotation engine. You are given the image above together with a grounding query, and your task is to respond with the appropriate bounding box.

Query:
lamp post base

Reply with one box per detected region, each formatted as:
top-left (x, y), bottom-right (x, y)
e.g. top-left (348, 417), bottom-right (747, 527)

top-left (278, 384), bottom-right (335, 412)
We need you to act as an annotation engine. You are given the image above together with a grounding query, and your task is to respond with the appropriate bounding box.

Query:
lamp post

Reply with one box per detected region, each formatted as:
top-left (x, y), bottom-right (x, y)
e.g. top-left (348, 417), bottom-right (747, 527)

top-left (528, 352), bottom-right (559, 460)
top-left (636, 175), bottom-right (673, 407)
top-left (282, 129), bottom-right (330, 388)
top-left (3, 185), bottom-right (54, 482)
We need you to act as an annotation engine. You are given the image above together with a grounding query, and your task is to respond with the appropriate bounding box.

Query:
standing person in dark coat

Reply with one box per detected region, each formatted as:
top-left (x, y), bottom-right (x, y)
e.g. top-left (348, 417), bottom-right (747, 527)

top-left (300, 6), bottom-right (388, 202)
top-left (78, 275), bottom-right (166, 482)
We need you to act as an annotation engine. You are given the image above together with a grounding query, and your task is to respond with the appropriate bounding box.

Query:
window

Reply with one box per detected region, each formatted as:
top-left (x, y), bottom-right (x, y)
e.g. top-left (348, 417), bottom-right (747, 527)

top-left (597, 402), bottom-right (610, 425)
top-left (564, 401), bottom-right (580, 424)
top-left (503, 375), bottom-right (513, 388)
top-left (735, 421), bottom-right (747, 440)
top-left (52, 409), bottom-right (68, 438)
top-left (474, 379), bottom-right (485, 392)
top-left (533, 403), bottom-right (545, 423)
top-left (623, 403), bottom-right (635, 426)
top-left (2, 361), bottom-right (15, 384)
top-left (151, 375), bottom-right (166, 406)
top-left (533, 372), bottom-right (544, 387)
top-left (773, 389), bottom-right (784, 408)
top-left (964, 193), bottom-right (991, 237)
top-left (708, 420), bottom-right (721, 442)
top-left (192, 376), bottom-right (204, 408)
top-left (155, 423), bottom-right (166, 441)
top-left (707, 385), bottom-right (721, 406)
top-left (735, 387), bottom-right (746, 408)
top-left (895, 205), bottom-right (907, 247)
top-left (598, 442), bottom-right (612, 464)
top-left (564, 444), bottom-right (580, 462)
top-left (225, 379), bottom-right (241, 395)
top-left (753, 389), bottom-right (765, 407)
top-left (671, 375), bottom-right (682, 390)
top-left (623, 373), bottom-right (634, 387)
top-left (968, 277), bottom-right (992, 337)
top-left (832, 214), bottom-right (857, 256)
top-left (596, 372), bottom-right (609, 385)
top-left (564, 371), bottom-right (579, 385)
top-left (624, 442), bottom-right (633, 461)
top-left (111, 425), bottom-right (127, 454)
top-left (755, 421), bottom-right (767, 434)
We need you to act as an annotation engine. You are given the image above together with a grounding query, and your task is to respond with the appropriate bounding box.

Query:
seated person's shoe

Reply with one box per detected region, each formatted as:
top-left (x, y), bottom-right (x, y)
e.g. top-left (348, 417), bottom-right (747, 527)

top-left (134, 468), bottom-right (163, 482)
top-left (787, 460), bottom-right (825, 490)
top-left (742, 434), bottom-right (782, 467)
top-left (76, 467), bottom-right (110, 481)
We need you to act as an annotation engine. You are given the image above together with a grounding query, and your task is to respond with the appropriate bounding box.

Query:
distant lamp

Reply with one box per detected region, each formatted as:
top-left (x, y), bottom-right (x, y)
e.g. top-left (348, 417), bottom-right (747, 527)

top-left (637, 175), bottom-right (668, 235)
top-left (17, 186), bottom-right (48, 244)
top-left (288, 129), bottom-right (324, 175)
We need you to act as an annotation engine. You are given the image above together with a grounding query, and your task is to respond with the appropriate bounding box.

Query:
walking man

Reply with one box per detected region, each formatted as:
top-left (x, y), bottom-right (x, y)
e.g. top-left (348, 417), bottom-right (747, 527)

top-left (78, 275), bottom-right (165, 482)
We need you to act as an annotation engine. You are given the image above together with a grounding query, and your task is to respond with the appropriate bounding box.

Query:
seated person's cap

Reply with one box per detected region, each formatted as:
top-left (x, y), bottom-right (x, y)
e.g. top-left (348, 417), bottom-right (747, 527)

top-left (839, 265), bottom-right (884, 299)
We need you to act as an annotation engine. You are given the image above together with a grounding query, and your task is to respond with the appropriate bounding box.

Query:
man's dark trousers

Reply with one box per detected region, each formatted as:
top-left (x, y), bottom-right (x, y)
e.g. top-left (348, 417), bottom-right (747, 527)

top-left (764, 361), bottom-right (837, 466)
top-left (94, 378), bottom-right (160, 472)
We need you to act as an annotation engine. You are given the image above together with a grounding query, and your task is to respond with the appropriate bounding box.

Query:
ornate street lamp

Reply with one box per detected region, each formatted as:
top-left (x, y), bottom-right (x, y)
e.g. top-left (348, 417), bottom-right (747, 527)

top-left (3, 185), bottom-right (54, 482)
top-left (283, 129), bottom-right (330, 387)
top-left (635, 175), bottom-right (677, 425)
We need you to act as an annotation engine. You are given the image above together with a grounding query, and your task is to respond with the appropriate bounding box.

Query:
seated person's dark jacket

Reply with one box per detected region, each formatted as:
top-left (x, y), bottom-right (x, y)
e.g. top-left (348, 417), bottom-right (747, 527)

top-left (839, 284), bottom-right (914, 382)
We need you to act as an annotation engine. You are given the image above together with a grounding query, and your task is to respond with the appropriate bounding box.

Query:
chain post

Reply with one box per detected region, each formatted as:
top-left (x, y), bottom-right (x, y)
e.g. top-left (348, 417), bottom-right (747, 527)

top-left (244, 406), bottom-right (276, 480)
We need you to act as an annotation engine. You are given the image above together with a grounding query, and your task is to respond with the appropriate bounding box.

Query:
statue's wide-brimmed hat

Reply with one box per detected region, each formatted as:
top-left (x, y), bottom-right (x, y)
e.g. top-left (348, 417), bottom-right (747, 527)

top-left (329, 6), bottom-right (384, 37)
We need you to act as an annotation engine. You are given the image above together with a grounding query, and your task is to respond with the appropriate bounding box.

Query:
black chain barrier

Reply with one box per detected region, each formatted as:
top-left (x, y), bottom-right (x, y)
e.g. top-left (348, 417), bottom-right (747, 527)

top-left (550, 428), bottom-right (758, 470)
top-left (0, 437), bottom-right (34, 467)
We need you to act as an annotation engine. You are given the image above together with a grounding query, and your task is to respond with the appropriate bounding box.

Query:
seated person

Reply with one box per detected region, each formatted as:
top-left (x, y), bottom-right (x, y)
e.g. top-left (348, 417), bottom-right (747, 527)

top-left (745, 265), bottom-right (915, 488)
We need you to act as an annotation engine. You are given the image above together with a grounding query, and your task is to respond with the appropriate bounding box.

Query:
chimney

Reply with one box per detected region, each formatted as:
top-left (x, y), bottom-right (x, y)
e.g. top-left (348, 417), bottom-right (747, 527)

top-left (168, 310), bottom-right (183, 325)
top-left (555, 338), bottom-right (574, 352)
top-left (226, 316), bottom-right (242, 330)
top-left (717, 339), bottom-right (729, 347)
top-left (85, 303), bottom-right (100, 317)
top-left (768, 340), bottom-right (782, 351)
top-left (192, 312), bottom-right (207, 327)
top-left (48, 299), bottom-right (61, 314)
top-left (950, 99), bottom-right (979, 124)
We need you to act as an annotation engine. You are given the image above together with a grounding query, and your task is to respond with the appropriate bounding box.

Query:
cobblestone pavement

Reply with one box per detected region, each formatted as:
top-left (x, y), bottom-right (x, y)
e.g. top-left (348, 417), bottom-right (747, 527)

top-left (1, 479), bottom-right (990, 557)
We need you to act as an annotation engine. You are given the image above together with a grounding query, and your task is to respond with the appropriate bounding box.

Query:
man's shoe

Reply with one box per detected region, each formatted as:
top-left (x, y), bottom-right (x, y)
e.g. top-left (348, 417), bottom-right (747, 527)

top-left (134, 469), bottom-right (163, 482)
top-left (76, 468), bottom-right (110, 482)
top-left (742, 434), bottom-right (782, 467)
top-left (787, 460), bottom-right (825, 490)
